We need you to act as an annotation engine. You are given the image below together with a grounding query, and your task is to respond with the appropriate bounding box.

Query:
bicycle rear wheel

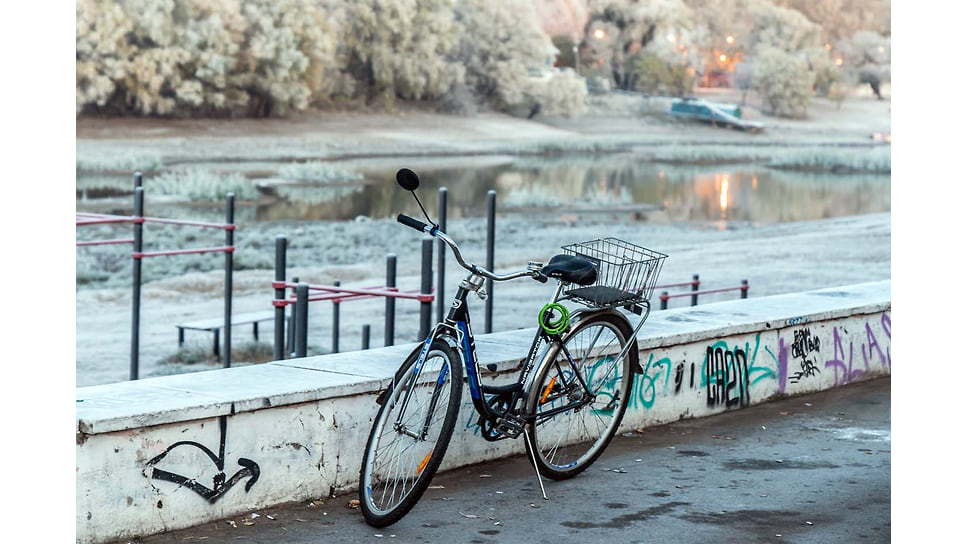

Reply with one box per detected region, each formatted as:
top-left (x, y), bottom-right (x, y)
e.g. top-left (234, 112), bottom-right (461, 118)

top-left (359, 339), bottom-right (463, 527)
top-left (525, 313), bottom-right (633, 480)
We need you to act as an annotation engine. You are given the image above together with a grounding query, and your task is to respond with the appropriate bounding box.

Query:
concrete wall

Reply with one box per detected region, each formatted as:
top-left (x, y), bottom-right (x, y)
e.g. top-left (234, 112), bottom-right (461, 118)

top-left (75, 280), bottom-right (890, 544)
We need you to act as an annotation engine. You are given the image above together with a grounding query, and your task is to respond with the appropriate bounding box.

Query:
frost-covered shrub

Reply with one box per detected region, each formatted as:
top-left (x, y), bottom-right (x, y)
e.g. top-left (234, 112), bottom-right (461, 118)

top-left (278, 162), bottom-right (363, 183)
top-left (76, 150), bottom-right (164, 173)
top-left (632, 53), bottom-right (693, 96)
top-left (521, 70), bottom-right (588, 117)
top-left (150, 169), bottom-right (260, 201)
top-left (338, 0), bottom-right (463, 105)
top-left (752, 47), bottom-right (812, 118)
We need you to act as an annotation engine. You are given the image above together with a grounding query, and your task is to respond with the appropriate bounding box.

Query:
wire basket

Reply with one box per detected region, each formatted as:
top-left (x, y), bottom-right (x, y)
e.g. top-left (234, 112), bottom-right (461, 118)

top-left (560, 238), bottom-right (667, 309)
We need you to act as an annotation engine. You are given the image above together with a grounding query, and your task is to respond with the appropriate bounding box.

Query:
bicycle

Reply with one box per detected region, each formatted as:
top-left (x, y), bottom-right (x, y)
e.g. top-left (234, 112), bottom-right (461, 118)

top-left (358, 168), bottom-right (667, 527)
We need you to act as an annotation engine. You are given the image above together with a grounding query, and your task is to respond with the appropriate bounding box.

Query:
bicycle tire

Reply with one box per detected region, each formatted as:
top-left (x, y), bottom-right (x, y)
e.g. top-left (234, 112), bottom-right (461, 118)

top-left (524, 312), bottom-right (634, 480)
top-left (359, 339), bottom-right (463, 527)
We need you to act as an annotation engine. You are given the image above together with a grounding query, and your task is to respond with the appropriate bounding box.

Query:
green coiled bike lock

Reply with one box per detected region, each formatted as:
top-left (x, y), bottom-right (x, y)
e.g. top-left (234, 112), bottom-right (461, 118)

top-left (539, 303), bottom-right (570, 335)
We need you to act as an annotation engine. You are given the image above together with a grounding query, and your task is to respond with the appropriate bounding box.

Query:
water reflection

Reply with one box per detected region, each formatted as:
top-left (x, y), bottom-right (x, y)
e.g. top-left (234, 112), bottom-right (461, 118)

top-left (75, 155), bottom-right (891, 225)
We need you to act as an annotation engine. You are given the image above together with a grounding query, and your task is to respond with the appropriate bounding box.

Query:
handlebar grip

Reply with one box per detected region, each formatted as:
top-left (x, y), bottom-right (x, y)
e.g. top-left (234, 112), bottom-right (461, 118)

top-left (397, 214), bottom-right (429, 233)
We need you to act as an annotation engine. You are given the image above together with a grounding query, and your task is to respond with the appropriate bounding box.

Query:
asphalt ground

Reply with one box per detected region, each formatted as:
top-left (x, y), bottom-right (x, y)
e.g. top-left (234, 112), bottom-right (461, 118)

top-left (127, 377), bottom-right (892, 544)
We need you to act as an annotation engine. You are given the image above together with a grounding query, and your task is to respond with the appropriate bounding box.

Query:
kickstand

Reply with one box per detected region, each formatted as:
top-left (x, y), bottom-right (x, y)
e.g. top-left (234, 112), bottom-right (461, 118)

top-left (522, 426), bottom-right (549, 500)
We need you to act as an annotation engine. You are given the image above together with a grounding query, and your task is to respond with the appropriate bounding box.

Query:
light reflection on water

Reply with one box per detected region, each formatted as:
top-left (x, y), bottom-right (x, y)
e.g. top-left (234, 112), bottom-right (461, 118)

top-left (75, 155), bottom-right (891, 226)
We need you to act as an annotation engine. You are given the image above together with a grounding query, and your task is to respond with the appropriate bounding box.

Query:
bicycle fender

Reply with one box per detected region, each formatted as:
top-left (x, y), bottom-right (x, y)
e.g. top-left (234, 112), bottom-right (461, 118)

top-left (570, 308), bottom-right (643, 375)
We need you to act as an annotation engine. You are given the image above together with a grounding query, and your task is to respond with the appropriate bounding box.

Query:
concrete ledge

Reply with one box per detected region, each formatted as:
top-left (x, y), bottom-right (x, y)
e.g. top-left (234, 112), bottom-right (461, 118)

top-left (76, 280), bottom-right (890, 544)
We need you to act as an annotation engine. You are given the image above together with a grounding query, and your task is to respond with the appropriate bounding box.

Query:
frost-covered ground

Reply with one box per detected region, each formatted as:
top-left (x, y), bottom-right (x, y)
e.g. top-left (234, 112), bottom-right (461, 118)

top-left (75, 90), bottom-right (892, 387)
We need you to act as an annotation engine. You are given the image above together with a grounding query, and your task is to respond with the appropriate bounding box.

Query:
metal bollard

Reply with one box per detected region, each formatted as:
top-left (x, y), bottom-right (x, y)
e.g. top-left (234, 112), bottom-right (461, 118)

top-left (485, 190), bottom-right (496, 333)
top-left (385, 255), bottom-right (396, 346)
top-left (273, 236), bottom-right (287, 361)
top-left (130, 186), bottom-right (144, 380)
top-left (741, 279), bottom-right (749, 299)
top-left (223, 193), bottom-right (234, 369)
top-left (295, 282), bottom-right (309, 358)
top-left (287, 276), bottom-right (299, 356)
top-left (419, 239), bottom-right (433, 340)
top-left (691, 274), bottom-right (700, 307)
top-left (332, 280), bottom-right (341, 354)
top-left (362, 324), bottom-right (371, 350)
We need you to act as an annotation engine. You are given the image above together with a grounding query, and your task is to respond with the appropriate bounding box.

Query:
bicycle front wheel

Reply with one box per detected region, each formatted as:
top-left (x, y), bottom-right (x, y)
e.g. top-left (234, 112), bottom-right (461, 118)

top-left (359, 339), bottom-right (464, 527)
top-left (525, 313), bottom-right (633, 480)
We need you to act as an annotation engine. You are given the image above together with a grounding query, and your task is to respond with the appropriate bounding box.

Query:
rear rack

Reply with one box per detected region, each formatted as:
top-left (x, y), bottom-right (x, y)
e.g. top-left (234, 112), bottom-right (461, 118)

top-left (560, 238), bottom-right (667, 309)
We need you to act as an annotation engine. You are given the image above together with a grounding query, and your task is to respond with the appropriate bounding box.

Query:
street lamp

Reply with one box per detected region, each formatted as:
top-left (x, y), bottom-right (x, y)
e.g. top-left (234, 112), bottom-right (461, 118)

top-left (594, 29), bottom-right (605, 40)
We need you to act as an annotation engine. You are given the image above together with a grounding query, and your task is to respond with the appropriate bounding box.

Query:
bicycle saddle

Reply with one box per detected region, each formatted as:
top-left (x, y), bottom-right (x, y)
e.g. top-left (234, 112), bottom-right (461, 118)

top-left (541, 254), bottom-right (597, 286)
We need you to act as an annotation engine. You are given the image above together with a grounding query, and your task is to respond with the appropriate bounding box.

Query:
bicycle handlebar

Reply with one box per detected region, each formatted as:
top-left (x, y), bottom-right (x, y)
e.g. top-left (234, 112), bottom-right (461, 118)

top-left (397, 213), bottom-right (544, 283)
top-left (397, 213), bottom-right (431, 234)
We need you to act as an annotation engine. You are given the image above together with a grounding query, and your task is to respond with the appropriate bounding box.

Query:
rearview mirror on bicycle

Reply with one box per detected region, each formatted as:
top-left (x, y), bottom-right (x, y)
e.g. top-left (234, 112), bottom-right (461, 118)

top-left (358, 168), bottom-right (667, 527)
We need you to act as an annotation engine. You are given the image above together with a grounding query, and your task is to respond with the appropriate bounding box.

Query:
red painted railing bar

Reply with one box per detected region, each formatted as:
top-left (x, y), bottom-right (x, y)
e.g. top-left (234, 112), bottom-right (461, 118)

top-left (654, 280), bottom-right (700, 289)
top-left (141, 216), bottom-right (236, 230)
top-left (270, 282), bottom-right (431, 302)
top-left (76, 216), bottom-right (133, 226)
top-left (133, 245), bottom-right (234, 259)
top-left (76, 238), bottom-right (134, 247)
top-left (661, 286), bottom-right (746, 300)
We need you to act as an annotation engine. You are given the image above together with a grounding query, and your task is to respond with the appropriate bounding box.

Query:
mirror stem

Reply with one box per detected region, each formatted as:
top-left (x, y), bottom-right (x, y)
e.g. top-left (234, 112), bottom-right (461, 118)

top-left (411, 191), bottom-right (438, 230)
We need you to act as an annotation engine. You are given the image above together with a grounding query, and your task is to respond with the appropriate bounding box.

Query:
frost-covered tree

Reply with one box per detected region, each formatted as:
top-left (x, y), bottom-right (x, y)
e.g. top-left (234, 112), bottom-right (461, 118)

top-left (583, 0), bottom-right (696, 90)
top-left (837, 30), bottom-right (891, 99)
top-left (777, 0), bottom-right (890, 45)
top-left (337, 0), bottom-right (464, 106)
top-left (235, 0), bottom-right (337, 115)
top-left (76, 0), bottom-right (135, 113)
top-left (76, 0), bottom-right (337, 117)
top-left (453, 0), bottom-right (585, 117)
top-left (741, 0), bottom-right (823, 54)
top-left (752, 46), bottom-right (812, 118)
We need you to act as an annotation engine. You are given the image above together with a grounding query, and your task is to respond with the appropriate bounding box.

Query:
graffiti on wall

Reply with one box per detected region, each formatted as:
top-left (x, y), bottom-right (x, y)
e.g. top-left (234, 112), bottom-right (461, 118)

top-left (775, 313), bottom-right (890, 393)
top-left (825, 313), bottom-right (891, 386)
top-left (788, 327), bottom-right (822, 385)
top-left (142, 415), bottom-right (261, 503)
top-left (705, 344), bottom-right (750, 408)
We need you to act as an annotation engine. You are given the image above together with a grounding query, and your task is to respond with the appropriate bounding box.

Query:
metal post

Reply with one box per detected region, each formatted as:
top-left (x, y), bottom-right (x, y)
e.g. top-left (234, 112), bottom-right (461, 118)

top-left (741, 280), bottom-right (749, 299)
top-left (362, 324), bottom-right (370, 350)
top-left (295, 282), bottom-right (309, 357)
top-left (223, 193), bottom-right (234, 368)
top-left (134, 171), bottom-right (143, 189)
top-left (130, 186), bottom-right (144, 380)
top-left (485, 190), bottom-right (496, 333)
top-left (288, 276), bottom-right (299, 356)
top-left (385, 255), bottom-right (396, 346)
top-left (691, 274), bottom-right (700, 307)
top-left (273, 236), bottom-right (287, 361)
top-left (661, 291), bottom-right (669, 311)
top-left (437, 187), bottom-right (447, 324)
top-left (332, 280), bottom-right (341, 353)
top-left (419, 239), bottom-right (433, 340)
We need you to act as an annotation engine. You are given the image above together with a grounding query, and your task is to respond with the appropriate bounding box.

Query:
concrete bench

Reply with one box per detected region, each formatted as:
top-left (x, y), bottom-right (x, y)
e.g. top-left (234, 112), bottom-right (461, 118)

top-left (176, 311), bottom-right (275, 360)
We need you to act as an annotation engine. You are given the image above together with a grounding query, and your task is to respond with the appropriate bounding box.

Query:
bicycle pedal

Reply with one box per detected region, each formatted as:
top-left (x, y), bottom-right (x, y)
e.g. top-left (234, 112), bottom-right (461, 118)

top-left (494, 416), bottom-right (524, 438)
